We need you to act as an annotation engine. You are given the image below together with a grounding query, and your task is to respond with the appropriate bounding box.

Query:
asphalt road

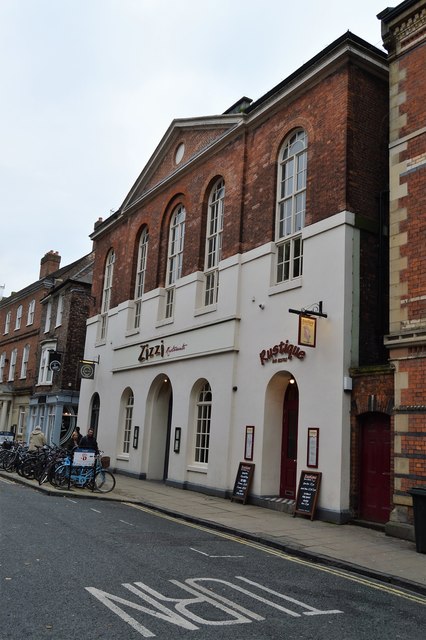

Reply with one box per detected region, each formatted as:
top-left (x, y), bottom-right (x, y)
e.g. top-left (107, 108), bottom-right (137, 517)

top-left (1, 477), bottom-right (425, 639)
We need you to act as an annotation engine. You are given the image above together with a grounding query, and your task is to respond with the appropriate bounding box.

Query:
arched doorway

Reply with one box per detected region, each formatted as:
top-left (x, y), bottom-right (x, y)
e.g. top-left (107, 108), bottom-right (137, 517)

top-left (145, 376), bottom-right (173, 481)
top-left (280, 381), bottom-right (299, 498)
top-left (90, 393), bottom-right (100, 436)
top-left (359, 412), bottom-right (391, 523)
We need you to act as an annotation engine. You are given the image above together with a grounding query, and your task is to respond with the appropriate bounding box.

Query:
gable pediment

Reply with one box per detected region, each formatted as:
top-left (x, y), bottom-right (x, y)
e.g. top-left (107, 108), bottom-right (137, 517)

top-left (121, 115), bottom-right (243, 212)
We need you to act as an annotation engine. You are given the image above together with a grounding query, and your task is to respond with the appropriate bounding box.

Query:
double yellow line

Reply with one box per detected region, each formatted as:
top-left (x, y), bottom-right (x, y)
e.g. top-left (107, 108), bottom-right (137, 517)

top-left (125, 502), bottom-right (426, 607)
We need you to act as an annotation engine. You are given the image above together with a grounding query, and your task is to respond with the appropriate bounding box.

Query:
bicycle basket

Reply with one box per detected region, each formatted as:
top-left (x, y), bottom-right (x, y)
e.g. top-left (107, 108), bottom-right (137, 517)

top-left (100, 456), bottom-right (110, 468)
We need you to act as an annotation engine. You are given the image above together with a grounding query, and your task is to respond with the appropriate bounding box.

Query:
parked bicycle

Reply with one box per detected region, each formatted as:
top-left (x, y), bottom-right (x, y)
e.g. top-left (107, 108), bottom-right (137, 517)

top-left (50, 451), bottom-right (116, 493)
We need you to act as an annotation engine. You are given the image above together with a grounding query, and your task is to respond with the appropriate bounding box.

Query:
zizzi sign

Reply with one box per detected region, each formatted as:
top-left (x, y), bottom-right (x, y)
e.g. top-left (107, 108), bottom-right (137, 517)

top-left (259, 339), bottom-right (306, 366)
top-left (138, 340), bottom-right (188, 363)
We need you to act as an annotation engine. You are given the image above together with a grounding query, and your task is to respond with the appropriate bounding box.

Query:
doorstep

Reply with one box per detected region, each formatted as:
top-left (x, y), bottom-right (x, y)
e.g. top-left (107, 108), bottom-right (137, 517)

top-left (250, 495), bottom-right (296, 515)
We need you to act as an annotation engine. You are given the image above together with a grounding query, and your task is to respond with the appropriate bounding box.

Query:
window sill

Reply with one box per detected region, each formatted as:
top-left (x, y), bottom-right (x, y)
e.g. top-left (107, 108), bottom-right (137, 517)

top-left (125, 328), bottom-right (140, 338)
top-left (155, 317), bottom-right (174, 328)
top-left (186, 464), bottom-right (208, 474)
top-left (116, 454), bottom-right (129, 461)
top-left (194, 303), bottom-right (217, 317)
top-left (269, 277), bottom-right (302, 296)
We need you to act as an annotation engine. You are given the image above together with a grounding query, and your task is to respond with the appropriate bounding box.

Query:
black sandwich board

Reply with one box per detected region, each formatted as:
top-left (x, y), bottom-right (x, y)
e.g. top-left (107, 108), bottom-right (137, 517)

top-left (231, 462), bottom-right (255, 504)
top-left (293, 470), bottom-right (322, 520)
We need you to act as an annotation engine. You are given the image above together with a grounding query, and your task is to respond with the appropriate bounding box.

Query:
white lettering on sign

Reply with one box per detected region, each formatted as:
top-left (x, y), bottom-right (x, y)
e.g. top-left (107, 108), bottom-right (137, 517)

top-left (86, 575), bottom-right (342, 636)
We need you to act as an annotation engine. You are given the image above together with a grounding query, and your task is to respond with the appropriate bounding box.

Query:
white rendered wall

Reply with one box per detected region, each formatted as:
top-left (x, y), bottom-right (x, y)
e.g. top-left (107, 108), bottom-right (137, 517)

top-left (78, 211), bottom-right (358, 518)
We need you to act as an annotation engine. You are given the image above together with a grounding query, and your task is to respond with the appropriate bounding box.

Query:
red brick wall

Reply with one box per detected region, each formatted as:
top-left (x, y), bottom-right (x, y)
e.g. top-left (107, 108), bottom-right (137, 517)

top-left (91, 61), bottom-right (389, 322)
top-left (0, 288), bottom-right (48, 389)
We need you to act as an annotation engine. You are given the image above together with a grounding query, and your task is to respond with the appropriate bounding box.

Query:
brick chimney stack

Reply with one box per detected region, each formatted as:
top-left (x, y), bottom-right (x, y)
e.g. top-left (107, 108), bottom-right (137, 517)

top-left (39, 250), bottom-right (61, 279)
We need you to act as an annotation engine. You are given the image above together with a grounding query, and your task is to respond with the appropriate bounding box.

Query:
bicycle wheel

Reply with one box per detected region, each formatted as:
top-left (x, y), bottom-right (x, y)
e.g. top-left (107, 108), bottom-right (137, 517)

top-left (50, 463), bottom-right (70, 488)
top-left (94, 470), bottom-right (116, 493)
top-left (20, 458), bottom-right (36, 479)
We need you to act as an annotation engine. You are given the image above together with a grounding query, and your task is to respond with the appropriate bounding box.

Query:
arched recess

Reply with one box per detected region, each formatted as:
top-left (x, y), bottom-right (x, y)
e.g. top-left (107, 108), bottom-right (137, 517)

top-left (89, 393), bottom-right (100, 437)
top-left (261, 371), bottom-right (298, 497)
top-left (143, 374), bottom-right (173, 480)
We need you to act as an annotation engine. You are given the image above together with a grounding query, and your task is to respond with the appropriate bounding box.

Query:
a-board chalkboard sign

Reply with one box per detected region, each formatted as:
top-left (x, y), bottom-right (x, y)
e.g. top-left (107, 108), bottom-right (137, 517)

top-left (293, 470), bottom-right (322, 520)
top-left (231, 462), bottom-right (255, 504)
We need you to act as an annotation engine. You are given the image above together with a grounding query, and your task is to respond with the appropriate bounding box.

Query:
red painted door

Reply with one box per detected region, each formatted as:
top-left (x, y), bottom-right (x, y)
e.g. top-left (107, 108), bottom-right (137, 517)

top-left (280, 384), bottom-right (299, 498)
top-left (360, 413), bottom-right (391, 523)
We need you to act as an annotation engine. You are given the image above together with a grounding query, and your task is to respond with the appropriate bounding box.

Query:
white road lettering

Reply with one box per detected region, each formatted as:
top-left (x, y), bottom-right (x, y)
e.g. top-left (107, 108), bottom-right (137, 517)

top-left (236, 576), bottom-right (343, 615)
top-left (85, 585), bottom-right (197, 637)
top-left (130, 580), bottom-right (260, 625)
top-left (86, 575), bottom-right (342, 636)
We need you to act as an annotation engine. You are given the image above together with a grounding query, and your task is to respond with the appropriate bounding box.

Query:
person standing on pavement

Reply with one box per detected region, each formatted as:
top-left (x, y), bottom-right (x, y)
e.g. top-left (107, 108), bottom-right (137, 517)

top-left (67, 430), bottom-right (80, 456)
top-left (79, 428), bottom-right (99, 455)
top-left (74, 426), bottom-right (82, 445)
top-left (28, 426), bottom-right (47, 452)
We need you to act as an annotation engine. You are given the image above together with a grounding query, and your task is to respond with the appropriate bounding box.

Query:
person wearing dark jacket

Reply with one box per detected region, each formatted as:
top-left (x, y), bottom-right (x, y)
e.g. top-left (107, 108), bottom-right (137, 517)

top-left (78, 428), bottom-right (99, 455)
top-left (67, 431), bottom-right (80, 456)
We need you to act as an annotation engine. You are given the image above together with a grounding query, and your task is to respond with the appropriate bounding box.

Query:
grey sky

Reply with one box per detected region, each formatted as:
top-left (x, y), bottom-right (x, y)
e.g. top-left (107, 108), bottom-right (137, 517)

top-left (0, 0), bottom-right (388, 296)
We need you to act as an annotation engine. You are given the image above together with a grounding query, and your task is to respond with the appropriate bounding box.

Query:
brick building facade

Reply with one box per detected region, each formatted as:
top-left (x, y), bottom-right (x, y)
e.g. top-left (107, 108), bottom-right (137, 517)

top-left (78, 32), bottom-right (389, 524)
top-left (379, 0), bottom-right (426, 539)
top-left (0, 251), bottom-right (94, 444)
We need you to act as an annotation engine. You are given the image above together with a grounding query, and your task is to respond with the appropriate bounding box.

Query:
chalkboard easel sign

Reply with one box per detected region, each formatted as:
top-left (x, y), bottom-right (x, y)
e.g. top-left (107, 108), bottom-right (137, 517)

top-left (231, 462), bottom-right (255, 504)
top-left (293, 470), bottom-right (322, 520)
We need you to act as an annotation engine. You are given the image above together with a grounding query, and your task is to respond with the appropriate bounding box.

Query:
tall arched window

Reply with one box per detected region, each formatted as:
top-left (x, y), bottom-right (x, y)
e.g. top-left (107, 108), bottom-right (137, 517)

top-left (99, 250), bottom-right (115, 340)
top-left (27, 299), bottom-right (35, 325)
top-left (122, 389), bottom-right (134, 454)
top-left (0, 352), bottom-right (6, 382)
top-left (8, 348), bottom-right (17, 381)
top-left (4, 311), bottom-right (11, 334)
top-left (134, 228), bottom-right (149, 329)
top-left (20, 344), bottom-right (30, 379)
top-left (165, 204), bottom-right (186, 319)
top-left (15, 305), bottom-right (23, 330)
top-left (276, 129), bottom-right (307, 283)
top-left (204, 179), bottom-right (224, 306)
top-left (194, 381), bottom-right (212, 464)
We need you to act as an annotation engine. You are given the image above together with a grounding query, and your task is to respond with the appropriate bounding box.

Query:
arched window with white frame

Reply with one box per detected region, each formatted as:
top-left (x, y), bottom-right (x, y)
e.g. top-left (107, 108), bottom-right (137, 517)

top-left (204, 179), bottom-right (224, 307)
top-left (20, 344), bottom-right (30, 379)
top-left (134, 228), bottom-right (149, 329)
top-left (276, 129), bottom-right (307, 283)
top-left (99, 249), bottom-right (115, 341)
top-left (27, 299), bottom-right (35, 325)
top-left (165, 204), bottom-right (186, 319)
top-left (0, 352), bottom-right (6, 382)
top-left (4, 311), bottom-right (11, 334)
top-left (194, 381), bottom-right (212, 465)
top-left (8, 348), bottom-right (17, 381)
top-left (121, 389), bottom-right (134, 455)
top-left (15, 305), bottom-right (23, 330)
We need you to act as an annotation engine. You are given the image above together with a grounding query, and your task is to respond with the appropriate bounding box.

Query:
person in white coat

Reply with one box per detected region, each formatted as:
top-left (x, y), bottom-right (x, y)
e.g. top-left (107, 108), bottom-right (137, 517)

top-left (28, 426), bottom-right (47, 452)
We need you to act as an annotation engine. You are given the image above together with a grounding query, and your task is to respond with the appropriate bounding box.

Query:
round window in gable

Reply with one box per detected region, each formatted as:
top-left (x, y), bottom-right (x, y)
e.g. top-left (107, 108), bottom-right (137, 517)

top-left (175, 142), bottom-right (185, 165)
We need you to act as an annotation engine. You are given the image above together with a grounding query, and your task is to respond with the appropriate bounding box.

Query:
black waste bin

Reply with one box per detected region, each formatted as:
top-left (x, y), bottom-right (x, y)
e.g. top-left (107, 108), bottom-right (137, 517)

top-left (408, 487), bottom-right (426, 554)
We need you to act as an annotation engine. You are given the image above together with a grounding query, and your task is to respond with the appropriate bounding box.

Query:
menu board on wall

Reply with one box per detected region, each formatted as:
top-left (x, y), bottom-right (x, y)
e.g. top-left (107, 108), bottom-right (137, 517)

top-left (231, 462), bottom-right (255, 504)
top-left (293, 471), bottom-right (322, 520)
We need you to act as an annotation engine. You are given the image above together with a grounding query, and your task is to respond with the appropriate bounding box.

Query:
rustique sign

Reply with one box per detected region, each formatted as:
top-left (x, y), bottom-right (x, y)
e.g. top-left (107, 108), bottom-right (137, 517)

top-left (259, 339), bottom-right (306, 366)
